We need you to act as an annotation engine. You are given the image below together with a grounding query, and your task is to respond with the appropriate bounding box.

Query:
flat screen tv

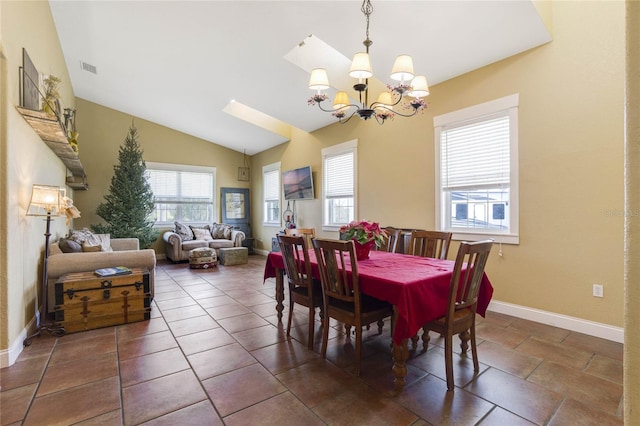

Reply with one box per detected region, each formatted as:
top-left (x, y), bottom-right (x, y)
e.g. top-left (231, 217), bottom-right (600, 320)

top-left (283, 166), bottom-right (314, 200)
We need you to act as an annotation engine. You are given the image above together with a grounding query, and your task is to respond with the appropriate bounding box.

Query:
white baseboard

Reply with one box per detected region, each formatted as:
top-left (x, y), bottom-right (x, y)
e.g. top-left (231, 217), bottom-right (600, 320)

top-left (488, 300), bottom-right (624, 343)
top-left (255, 248), bottom-right (270, 256)
top-left (0, 320), bottom-right (32, 368)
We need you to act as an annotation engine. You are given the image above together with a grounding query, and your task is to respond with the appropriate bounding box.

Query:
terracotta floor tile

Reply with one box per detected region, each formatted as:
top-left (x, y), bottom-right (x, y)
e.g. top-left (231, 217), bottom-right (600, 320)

top-left (188, 343), bottom-right (257, 380)
top-left (122, 370), bottom-right (207, 425)
top-left (49, 333), bottom-right (117, 365)
top-left (548, 398), bottom-right (623, 426)
top-left (205, 302), bottom-right (252, 320)
top-left (12, 334), bottom-right (56, 362)
top-left (408, 344), bottom-right (489, 390)
top-left (466, 368), bottom-right (564, 425)
top-left (0, 356), bottom-right (48, 391)
top-left (223, 392), bottom-right (325, 426)
top-left (563, 331), bottom-right (624, 361)
top-left (160, 304), bottom-right (208, 322)
top-left (0, 384), bottom-right (37, 425)
top-left (23, 376), bottom-right (120, 426)
top-left (37, 352), bottom-right (118, 396)
top-left (154, 296), bottom-right (197, 310)
top-left (251, 339), bottom-right (320, 375)
top-left (138, 401), bottom-right (223, 425)
top-left (527, 360), bottom-right (623, 415)
top-left (167, 315), bottom-right (219, 337)
top-left (396, 374), bottom-right (493, 425)
top-left (73, 409), bottom-right (122, 425)
top-left (116, 317), bottom-right (169, 341)
top-left (231, 323), bottom-right (287, 351)
top-left (152, 289), bottom-right (189, 301)
top-left (231, 292), bottom-right (275, 307)
top-left (202, 363), bottom-right (287, 416)
top-left (476, 340), bottom-right (542, 378)
top-left (478, 407), bottom-right (536, 425)
top-left (516, 336), bottom-right (592, 370)
top-left (57, 326), bottom-right (115, 344)
top-left (217, 312), bottom-right (269, 334)
top-left (586, 354), bottom-right (623, 384)
top-left (247, 301), bottom-right (280, 317)
top-left (117, 330), bottom-right (178, 360)
top-left (476, 321), bottom-right (530, 348)
top-left (196, 295), bottom-right (235, 309)
top-left (509, 318), bottom-right (571, 342)
top-left (120, 347), bottom-right (190, 387)
top-left (176, 327), bottom-right (236, 355)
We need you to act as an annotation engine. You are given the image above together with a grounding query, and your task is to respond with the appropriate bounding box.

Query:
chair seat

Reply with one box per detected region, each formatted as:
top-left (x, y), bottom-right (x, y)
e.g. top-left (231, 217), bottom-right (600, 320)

top-left (425, 308), bottom-right (473, 331)
top-left (326, 295), bottom-right (392, 324)
top-left (290, 279), bottom-right (323, 307)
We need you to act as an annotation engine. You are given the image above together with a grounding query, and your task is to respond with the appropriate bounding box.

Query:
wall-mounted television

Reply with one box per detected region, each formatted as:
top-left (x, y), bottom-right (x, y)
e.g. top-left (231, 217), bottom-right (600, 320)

top-left (283, 166), bottom-right (314, 200)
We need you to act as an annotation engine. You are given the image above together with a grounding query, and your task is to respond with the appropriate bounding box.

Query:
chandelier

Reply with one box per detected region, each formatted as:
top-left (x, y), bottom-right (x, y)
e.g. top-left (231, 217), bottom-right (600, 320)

top-left (308, 0), bottom-right (429, 125)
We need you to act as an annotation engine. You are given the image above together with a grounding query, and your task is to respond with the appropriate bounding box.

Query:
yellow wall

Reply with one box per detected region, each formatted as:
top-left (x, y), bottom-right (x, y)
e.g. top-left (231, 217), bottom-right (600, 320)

top-left (72, 98), bottom-right (250, 253)
top-left (1, 0), bottom-right (73, 360)
top-left (252, 1), bottom-right (625, 327)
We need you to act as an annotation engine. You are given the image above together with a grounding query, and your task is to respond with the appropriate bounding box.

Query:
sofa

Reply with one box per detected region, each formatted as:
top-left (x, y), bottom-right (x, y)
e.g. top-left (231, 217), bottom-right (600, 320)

top-left (47, 235), bottom-right (156, 312)
top-left (163, 222), bottom-right (245, 262)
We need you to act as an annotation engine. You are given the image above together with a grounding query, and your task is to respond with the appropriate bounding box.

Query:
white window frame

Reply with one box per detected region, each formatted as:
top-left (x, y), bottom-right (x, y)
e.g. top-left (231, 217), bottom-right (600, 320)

top-left (434, 94), bottom-right (519, 244)
top-left (263, 162), bottom-right (281, 227)
top-left (146, 162), bottom-right (217, 227)
top-left (322, 139), bottom-right (358, 231)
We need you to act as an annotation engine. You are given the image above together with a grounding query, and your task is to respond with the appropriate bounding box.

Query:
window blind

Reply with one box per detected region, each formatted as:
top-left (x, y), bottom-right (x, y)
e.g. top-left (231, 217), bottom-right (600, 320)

top-left (440, 114), bottom-right (510, 191)
top-left (264, 169), bottom-right (279, 201)
top-left (324, 151), bottom-right (354, 197)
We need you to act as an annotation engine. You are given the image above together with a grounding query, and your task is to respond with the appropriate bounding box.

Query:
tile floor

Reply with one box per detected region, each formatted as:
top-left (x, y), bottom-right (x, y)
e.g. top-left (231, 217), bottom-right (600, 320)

top-left (0, 256), bottom-right (624, 425)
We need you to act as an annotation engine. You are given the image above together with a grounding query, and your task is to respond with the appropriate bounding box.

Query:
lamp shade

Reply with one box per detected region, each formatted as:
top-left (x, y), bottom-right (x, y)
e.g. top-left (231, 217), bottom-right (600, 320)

top-left (390, 55), bottom-right (415, 82)
top-left (408, 75), bottom-right (429, 98)
top-left (333, 91), bottom-right (350, 110)
top-left (349, 52), bottom-right (373, 79)
top-left (375, 92), bottom-right (394, 110)
top-left (309, 68), bottom-right (330, 91)
top-left (27, 184), bottom-right (64, 216)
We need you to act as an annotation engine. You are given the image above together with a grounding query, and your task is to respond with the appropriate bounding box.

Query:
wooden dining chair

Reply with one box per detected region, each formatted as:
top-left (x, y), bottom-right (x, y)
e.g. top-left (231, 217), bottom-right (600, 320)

top-left (408, 230), bottom-right (453, 259)
top-left (312, 238), bottom-right (394, 376)
top-left (277, 234), bottom-right (322, 349)
top-left (376, 227), bottom-right (402, 253)
top-left (422, 240), bottom-right (493, 391)
top-left (285, 227), bottom-right (316, 250)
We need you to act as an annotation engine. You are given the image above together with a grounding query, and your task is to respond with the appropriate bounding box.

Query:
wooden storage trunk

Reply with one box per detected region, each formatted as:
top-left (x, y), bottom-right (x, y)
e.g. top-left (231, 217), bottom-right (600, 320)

top-left (53, 268), bottom-right (151, 333)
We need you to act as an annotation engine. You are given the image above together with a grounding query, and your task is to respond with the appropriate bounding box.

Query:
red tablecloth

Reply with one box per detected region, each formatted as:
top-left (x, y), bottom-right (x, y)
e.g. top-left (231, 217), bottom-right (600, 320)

top-left (264, 250), bottom-right (493, 344)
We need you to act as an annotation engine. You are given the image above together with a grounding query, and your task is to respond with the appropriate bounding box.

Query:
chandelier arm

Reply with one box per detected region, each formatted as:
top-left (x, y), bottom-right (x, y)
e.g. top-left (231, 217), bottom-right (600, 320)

top-left (377, 105), bottom-right (420, 118)
top-left (338, 110), bottom-right (359, 124)
top-left (315, 101), bottom-right (358, 114)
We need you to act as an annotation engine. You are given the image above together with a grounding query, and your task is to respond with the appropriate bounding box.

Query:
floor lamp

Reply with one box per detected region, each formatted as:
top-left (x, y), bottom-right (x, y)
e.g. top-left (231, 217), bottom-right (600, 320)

top-left (24, 184), bottom-right (66, 346)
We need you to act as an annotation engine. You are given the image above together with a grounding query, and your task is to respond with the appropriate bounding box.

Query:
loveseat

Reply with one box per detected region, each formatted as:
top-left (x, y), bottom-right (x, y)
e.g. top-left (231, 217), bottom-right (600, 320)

top-left (47, 235), bottom-right (156, 311)
top-left (163, 222), bottom-right (245, 262)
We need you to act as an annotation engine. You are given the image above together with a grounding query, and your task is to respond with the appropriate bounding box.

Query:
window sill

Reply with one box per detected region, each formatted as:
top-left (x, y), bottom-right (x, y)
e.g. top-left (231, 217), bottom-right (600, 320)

top-left (450, 231), bottom-right (519, 245)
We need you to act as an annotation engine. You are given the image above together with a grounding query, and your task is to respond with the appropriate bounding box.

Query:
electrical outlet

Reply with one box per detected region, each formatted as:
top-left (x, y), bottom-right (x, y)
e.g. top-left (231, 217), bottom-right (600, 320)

top-left (593, 284), bottom-right (604, 298)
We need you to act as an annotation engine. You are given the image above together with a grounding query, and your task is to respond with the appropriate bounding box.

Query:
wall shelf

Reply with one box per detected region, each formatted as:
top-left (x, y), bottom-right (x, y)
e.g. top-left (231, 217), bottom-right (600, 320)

top-left (16, 106), bottom-right (88, 190)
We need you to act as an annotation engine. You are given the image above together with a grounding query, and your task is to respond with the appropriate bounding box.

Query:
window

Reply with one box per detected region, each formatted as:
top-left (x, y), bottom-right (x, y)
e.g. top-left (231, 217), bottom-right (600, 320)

top-left (263, 162), bottom-right (281, 226)
top-left (434, 94), bottom-right (519, 244)
top-left (146, 162), bottom-right (216, 226)
top-left (322, 140), bottom-right (357, 229)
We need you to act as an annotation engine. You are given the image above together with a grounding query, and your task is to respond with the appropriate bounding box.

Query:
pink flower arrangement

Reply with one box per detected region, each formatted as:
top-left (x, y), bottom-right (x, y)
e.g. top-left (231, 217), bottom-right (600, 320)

top-left (340, 220), bottom-right (387, 248)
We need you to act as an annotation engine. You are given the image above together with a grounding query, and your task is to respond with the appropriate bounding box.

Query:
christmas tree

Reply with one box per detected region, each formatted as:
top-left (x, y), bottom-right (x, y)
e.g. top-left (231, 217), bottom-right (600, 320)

top-left (91, 124), bottom-right (159, 248)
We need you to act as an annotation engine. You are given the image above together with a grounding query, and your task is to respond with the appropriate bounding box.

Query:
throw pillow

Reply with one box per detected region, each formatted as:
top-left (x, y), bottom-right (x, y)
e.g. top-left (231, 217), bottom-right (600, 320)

top-left (68, 228), bottom-right (102, 246)
top-left (210, 223), bottom-right (232, 239)
top-left (81, 242), bottom-right (101, 252)
top-left (58, 237), bottom-right (82, 253)
top-left (95, 234), bottom-right (113, 252)
top-left (175, 221), bottom-right (194, 241)
top-left (190, 226), bottom-right (214, 242)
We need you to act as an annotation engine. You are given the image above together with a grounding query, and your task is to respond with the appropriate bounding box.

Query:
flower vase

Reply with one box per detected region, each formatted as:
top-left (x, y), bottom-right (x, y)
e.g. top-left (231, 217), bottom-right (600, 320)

top-left (353, 240), bottom-right (374, 261)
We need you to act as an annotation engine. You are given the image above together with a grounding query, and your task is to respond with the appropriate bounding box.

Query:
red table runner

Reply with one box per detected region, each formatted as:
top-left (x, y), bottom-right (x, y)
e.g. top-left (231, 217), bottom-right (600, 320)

top-left (264, 250), bottom-right (493, 344)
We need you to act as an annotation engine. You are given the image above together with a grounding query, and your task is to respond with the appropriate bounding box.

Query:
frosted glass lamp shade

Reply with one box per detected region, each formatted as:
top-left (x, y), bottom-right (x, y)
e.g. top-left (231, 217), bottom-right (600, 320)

top-left (309, 68), bottom-right (330, 91)
top-left (408, 75), bottom-right (429, 98)
top-left (390, 55), bottom-right (415, 82)
top-left (333, 91), bottom-right (350, 109)
top-left (349, 53), bottom-right (373, 79)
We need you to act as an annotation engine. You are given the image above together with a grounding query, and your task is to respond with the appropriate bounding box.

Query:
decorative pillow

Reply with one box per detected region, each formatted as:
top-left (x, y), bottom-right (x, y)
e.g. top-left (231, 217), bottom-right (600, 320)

top-left (210, 223), bottom-right (232, 240)
top-left (81, 242), bottom-right (102, 252)
top-left (58, 237), bottom-right (82, 253)
top-left (68, 228), bottom-right (102, 246)
top-left (175, 221), bottom-right (194, 241)
top-left (95, 234), bottom-right (113, 252)
top-left (190, 226), bottom-right (214, 242)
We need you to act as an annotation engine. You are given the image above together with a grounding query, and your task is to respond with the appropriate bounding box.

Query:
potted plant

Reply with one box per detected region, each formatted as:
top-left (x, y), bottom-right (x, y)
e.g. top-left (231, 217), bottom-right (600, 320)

top-left (339, 220), bottom-right (387, 260)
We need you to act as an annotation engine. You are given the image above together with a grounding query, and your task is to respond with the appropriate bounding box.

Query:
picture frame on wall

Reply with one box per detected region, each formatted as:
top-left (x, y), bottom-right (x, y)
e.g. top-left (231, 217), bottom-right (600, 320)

top-left (221, 187), bottom-right (250, 223)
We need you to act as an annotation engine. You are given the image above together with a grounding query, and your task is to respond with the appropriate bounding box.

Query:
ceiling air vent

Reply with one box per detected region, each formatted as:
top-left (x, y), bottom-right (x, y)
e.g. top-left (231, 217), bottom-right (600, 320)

top-left (80, 61), bottom-right (97, 74)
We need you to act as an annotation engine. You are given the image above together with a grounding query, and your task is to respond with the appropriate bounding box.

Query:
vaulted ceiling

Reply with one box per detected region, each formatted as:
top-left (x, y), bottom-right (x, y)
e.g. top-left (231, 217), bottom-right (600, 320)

top-left (49, 1), bottom-right (551, 155)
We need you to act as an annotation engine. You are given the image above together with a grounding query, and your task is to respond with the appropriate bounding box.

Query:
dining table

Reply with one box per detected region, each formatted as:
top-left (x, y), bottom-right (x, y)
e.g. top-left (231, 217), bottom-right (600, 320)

top-left (263, 249), bottom-right (494, 392)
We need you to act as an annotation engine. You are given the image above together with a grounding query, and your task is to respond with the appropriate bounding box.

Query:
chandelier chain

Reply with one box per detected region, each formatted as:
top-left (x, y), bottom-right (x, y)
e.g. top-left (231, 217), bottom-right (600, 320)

top-left (362, 0), bottom-right (373, 50)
